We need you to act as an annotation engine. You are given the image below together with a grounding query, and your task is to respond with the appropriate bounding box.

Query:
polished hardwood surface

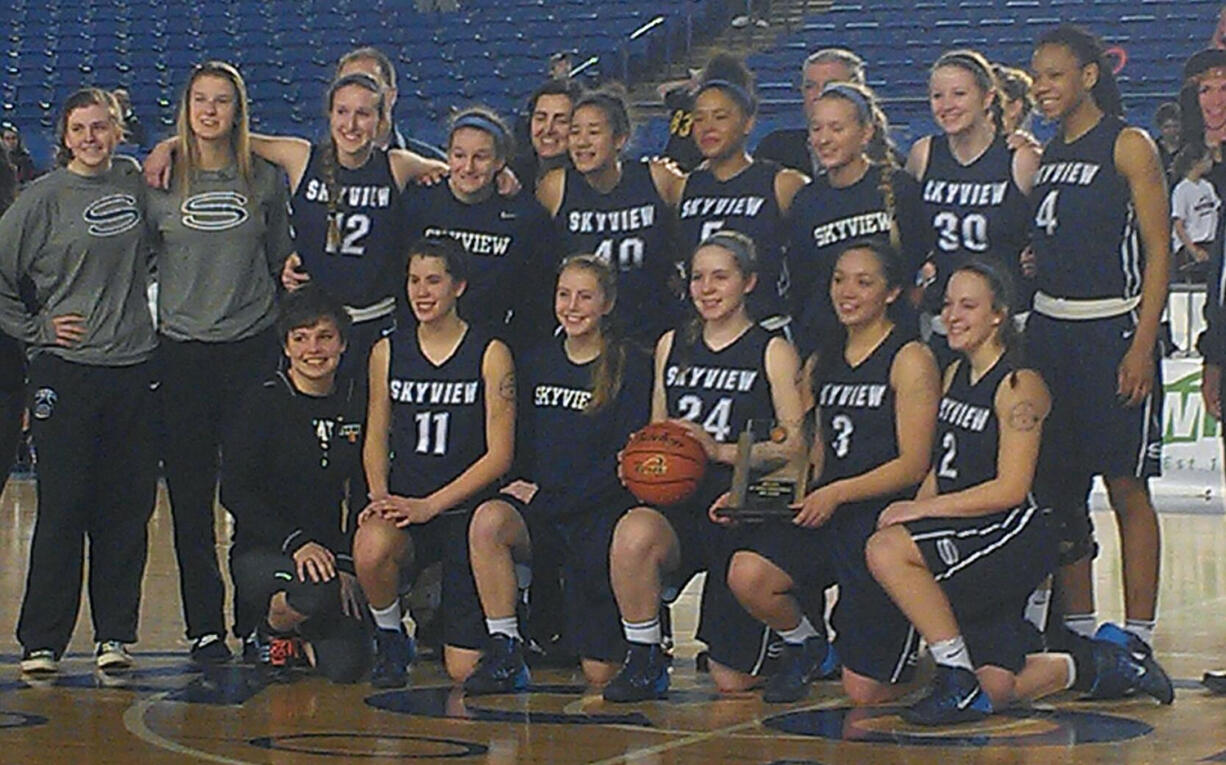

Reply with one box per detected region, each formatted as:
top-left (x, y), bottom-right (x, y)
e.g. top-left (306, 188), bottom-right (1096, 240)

top-left (2, 477), bottom-right (1225, 764)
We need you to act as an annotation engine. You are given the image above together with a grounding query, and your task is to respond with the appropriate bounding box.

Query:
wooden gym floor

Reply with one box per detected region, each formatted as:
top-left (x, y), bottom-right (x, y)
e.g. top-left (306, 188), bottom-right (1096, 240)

top-left (1, 477), bottom-right (1225, 764)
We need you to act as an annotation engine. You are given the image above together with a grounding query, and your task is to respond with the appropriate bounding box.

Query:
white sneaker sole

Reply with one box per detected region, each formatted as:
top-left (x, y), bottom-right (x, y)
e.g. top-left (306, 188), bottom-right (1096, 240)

top-left (20, 656), bottom-right (57, 674)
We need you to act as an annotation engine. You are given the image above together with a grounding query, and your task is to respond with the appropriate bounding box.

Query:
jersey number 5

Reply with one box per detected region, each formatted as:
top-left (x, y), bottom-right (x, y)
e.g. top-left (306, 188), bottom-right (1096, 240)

top-left (1034, 190), bottom-right (1059, 236)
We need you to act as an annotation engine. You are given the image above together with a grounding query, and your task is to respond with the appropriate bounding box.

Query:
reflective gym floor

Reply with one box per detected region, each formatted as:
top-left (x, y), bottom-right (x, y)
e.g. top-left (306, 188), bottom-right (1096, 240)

top-left (1, 478), bottom-right (1225, 764)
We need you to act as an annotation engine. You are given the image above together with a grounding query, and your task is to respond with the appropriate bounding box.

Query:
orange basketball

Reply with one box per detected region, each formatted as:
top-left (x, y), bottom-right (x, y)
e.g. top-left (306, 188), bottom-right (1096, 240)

top-left (620, 421), bottom-right (708, 506)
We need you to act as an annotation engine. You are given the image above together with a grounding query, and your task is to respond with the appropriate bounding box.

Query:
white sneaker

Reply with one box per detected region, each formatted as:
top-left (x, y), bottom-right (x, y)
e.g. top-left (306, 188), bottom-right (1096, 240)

top-left (20, 649), bottom-right (58, 674)
top-left (731, 14), bottom-right (750, 27)
top-left (96, 641), bottom-right (133, 671)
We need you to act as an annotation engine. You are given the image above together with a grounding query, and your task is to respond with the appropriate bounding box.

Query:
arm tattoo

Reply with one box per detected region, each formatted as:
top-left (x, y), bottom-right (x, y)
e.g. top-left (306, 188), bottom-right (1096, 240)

top-left (499, 371), bottom-right (517, 401)
top-left (1008, 401), bottom-right (1040, 431)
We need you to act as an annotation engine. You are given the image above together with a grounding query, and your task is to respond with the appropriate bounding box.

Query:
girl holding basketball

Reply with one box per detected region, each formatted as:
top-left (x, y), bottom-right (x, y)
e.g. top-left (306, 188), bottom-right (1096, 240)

top-left (721, 239), bottom-right (941, 705)
top-left (461, 255), bottom-right (653, 694)
top-left (354, 236), bottom-right (515, 689)
top-left (603, 230), bottom-right (806, 702)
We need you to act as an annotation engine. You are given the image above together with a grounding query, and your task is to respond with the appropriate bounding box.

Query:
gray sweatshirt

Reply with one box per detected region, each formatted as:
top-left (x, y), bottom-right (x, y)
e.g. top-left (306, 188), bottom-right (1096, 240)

top-left (148, 157), bottom-right (292, 342)
top-left (0, 156), bottom-right (157, 366)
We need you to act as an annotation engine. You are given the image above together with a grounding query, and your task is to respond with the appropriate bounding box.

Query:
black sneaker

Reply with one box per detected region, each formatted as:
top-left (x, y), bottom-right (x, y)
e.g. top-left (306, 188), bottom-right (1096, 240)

top-left (1203, 670), bottom-right (1226, 694)
top-left (902, 664), bottom-right (993, 726)
top-left (763, 636), bottom-right (828, 703)
top-left (603, 643), bottom-right (669, 702)
top-left (463, 634), bottom-right (530, 696)
top-left (1088, 623), bottom-right (1174, 704)
top-left (190, 634), bottom-right (232, 665)
top-left (371, 627), bottom-right (414, 689)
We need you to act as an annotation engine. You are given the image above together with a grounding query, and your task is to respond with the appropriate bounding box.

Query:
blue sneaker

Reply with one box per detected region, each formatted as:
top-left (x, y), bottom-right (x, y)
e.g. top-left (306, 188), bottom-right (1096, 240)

top-left (371, 627), bottom-right (414, 689)
top-left (902, 665), bottom-right (993, 726)
top-left (817, 641), bottom-right (841, 680)
top-left (763, 636), bottom-right (829, 703)
top-left (1088, 623), bottom-right (1174, 704)
top-left (603, 643), bottom-right (669, 702)
top-left (463, 634), bottom-right (531, 696)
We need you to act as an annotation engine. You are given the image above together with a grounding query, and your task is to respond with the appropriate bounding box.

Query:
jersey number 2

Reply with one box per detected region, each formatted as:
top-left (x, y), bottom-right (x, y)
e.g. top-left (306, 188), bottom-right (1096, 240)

top-left (937, 431), bottom-right (958, 480)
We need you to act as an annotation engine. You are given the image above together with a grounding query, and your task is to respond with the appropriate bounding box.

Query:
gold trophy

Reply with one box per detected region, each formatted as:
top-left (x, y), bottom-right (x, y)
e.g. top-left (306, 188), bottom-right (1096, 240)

top-left (716, 418), bottom-right (809, 522)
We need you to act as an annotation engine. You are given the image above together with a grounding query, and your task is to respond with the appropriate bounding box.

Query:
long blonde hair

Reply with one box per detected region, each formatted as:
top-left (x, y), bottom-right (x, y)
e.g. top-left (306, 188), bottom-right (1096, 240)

top-left (173, 61), bottom-right (253, 195)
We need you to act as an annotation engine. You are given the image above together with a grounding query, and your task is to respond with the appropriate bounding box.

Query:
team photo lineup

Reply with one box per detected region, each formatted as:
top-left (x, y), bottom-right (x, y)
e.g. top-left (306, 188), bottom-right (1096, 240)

top-left (5, 0), bottom-right (1226, 745)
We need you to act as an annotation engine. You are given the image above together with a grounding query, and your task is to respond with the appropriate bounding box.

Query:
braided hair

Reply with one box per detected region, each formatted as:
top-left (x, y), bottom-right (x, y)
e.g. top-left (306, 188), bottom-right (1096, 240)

top-left (322, 72), bottom-right (386, 252)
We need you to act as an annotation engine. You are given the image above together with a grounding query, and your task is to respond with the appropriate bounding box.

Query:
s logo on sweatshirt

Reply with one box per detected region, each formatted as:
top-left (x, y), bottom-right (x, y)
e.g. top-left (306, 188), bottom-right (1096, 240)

top-left (180, 191), bottom-right (250, 232)
top-left (83, 194), bottom-right (141, 237)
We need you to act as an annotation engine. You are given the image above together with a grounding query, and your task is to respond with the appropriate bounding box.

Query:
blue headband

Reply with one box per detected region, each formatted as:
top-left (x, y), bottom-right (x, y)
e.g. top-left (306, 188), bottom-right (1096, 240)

top-left (698, 78), bottom-right (755, 113)
top-left (821, 83), bottom-right (871, 120)
top-left (452, 113), bottom-right (508, 143)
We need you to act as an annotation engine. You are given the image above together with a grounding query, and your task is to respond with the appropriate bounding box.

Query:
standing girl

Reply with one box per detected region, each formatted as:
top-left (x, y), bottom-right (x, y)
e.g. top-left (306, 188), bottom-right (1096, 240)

top-left (0, 90), bottom-right (158, 674)
top-left (354, 236), bottom-right (516, 688)
top-left (1027, 25), bottom-right (1171, 663)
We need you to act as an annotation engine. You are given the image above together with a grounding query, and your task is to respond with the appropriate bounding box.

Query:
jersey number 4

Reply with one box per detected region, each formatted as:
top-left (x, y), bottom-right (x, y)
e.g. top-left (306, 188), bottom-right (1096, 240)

top-left (325, 212), bottom-right (372, 257)
top-left (1034, 190), bottom-right (1059, 236)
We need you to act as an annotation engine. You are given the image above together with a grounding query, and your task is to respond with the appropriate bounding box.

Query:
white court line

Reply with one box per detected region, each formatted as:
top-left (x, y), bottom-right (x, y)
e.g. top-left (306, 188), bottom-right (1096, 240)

top-left (122, 690), bottom-right (259, 765)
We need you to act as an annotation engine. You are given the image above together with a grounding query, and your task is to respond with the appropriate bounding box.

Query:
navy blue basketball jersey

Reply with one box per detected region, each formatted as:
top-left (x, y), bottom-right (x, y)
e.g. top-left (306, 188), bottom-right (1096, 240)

top-left (787, 165), bottom-right (926, 349)
top-left (386, 324), bottom-right (495, 499)
top-left (679, 160), bottom-right (787, 319)
top-left (1030, 116), bottom-right (1140, 301)
top-left (920, 135), bottom-right (1031, 308)
top-left (816, 329), bottom-right (909, 484)
top-left (934, 357), bottom-right (1012, 495)
top-left (401, 183), bottom-right (555, 337)
top-left (663, 325), bottom-right (776, 486)
top-left (291, 146), bottom-right (403, 309)
top-left (558, 161), bottom-right (680, 345)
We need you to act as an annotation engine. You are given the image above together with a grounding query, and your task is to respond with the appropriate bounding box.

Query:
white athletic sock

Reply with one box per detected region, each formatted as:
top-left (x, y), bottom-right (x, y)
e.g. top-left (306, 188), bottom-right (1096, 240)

top-left (929, 635), bottom-right (974, 672)
top-left (370, 601), bottom-right (403, 631)
top-left (1059, 653), bottom-right (1077, 690)
top-left (1124, 619), bottom-right (1156, 647)
top-left (778, 617), bottom-right (819, 646)
top-left (487, 616), bottom-right (521, 641)
top-left (1064, 613), bottom-right (1097, 639)
top-left (622, 617), bottom-right (662, 646)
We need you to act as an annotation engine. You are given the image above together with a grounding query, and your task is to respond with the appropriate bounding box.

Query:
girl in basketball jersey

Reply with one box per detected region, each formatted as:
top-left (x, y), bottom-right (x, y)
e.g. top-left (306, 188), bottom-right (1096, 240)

top-left (786, 82), bottom-right (926, 357)
top-left (401, 107), bottom-right (555, 347)
top-left (461, 255), bottom-right (653, 694)
top-left (146, 61), bottom-right (293, 664)
top-left (0, 90), bottom-right (158, 675)
top-left (721, 240), bottom-right (941, 705)
top-left (866, 261), bottom-right (1172, 725)
top-left (537, 86), bottom-right (687, 347)
top-left (1027, 25), bottom-right (1171, 663)
top-left (678, 54), bottom-right (809, 331)
top-left (906, 49), bottom-right (1039, 368)
top-left (354, 236), bottom-right (515, 688)
top-left (603, 231), bottom-right (806, 702)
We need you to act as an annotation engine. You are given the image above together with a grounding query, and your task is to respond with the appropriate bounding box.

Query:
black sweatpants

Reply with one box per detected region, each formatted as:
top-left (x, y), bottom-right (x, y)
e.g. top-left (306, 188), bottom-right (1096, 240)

top-left (0, 386), bottom-right (22, 493)
top-left (158, 330), bottom-right (276, 640)
top-left (17, 356), bottom-right (158, 654)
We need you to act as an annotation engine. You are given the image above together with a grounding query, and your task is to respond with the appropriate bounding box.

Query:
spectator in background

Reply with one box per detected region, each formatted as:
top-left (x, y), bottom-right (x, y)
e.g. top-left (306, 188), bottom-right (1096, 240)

top-left (994, 64), bottom-right (1035, 135)
top-left (657, 68), bottom-right (703, 172)
top-left (511, 78), bottom-right (582, 195)
top-left (549, 51), bottom-right (573, 80)
top-left (1212, 4), bottom-right (1226, 49)
top-left (0, 147), bottom-right (20, 493)
top-left (1181, 49), bottom-right (1226, 204)
top-left (1, 123), bottom-right (39, 184)
top-left (1170, 141), bottom-right (1219, 283)
top-left (113, 89), bottom-right (146, 148)
top-left (756, 48), bottom-right (865, 176)
top-left (335, 47), bottom-right (446, 161)
top-left (1154, 102), bottom-right (1181, 186)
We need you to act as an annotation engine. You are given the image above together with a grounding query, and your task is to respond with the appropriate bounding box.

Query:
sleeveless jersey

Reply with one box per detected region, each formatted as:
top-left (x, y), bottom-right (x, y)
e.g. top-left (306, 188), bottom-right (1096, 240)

top-left (1030, 115), bottom-right (1140, 301)
top-left (290, 146), bottom-right (403, 309)
top-left (401, 183), bottom-right (554, 334)
top-left (920, 135), bottom-right (1031, 308)
top-left (679, 160), bottom-right (788, 319)
top-left (934, 357), bottom-right (1011, 495)
top-left (386, 324), bottom-right (494, 498)
top-left (663, 325), bottom-right (776, 486)
top-left (816, 329), bottom-right (909, 485)
top-left (557, 161), bottom-right (679, 344)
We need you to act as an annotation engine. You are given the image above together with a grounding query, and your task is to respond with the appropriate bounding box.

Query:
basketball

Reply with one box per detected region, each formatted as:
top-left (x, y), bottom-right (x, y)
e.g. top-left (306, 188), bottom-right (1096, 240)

top-left (620, 421), bottom-right (708, 506)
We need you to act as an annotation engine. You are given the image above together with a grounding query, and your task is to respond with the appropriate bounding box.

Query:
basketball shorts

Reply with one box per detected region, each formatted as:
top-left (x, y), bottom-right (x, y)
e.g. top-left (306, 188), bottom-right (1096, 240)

top-left (906, 501), bottom-right (1056, 673)
top-left (400, 508), bottom-right (486, 652)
